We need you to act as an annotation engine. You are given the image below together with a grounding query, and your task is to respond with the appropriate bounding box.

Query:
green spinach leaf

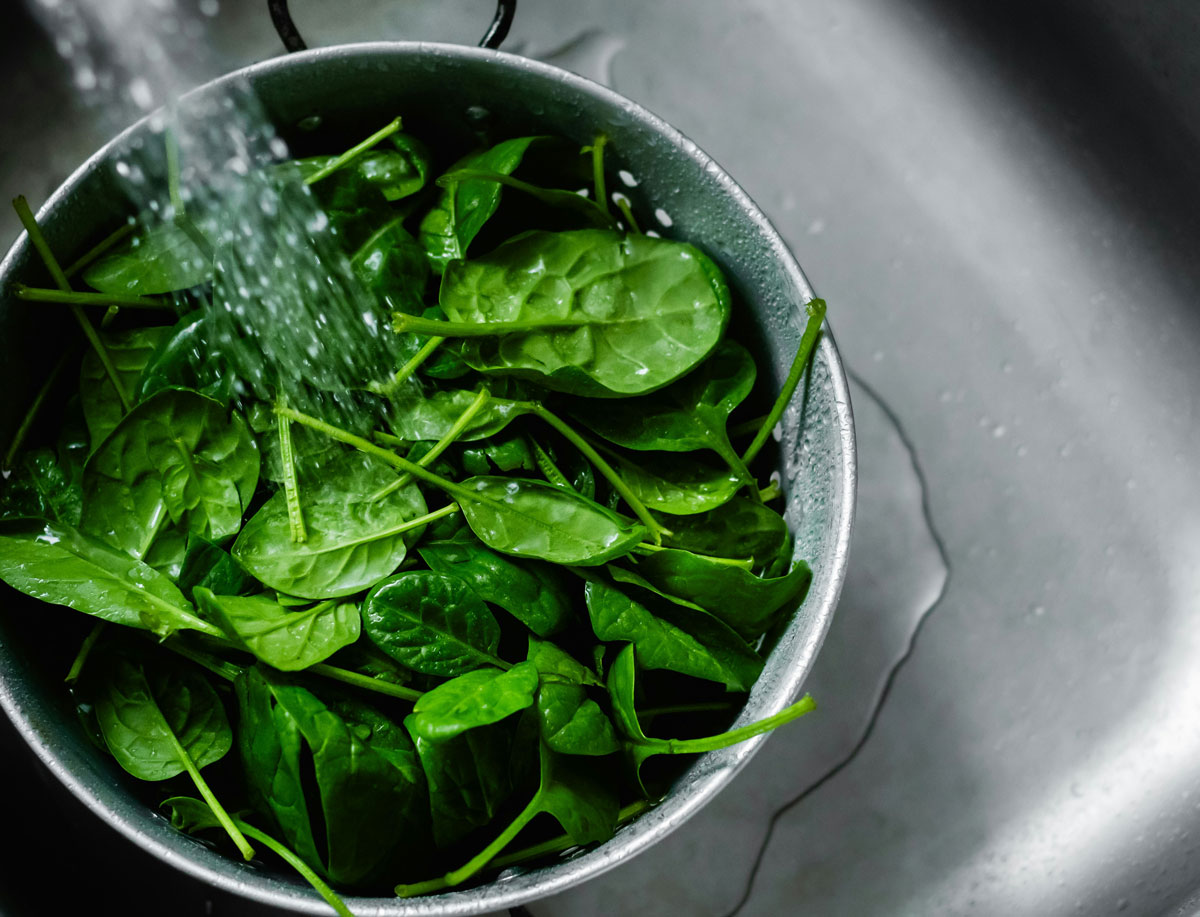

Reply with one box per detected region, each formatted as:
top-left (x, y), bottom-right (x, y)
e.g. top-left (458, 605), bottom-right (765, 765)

top-left (569, 340), bottom-right (756, 483)
top-left (409, 662), bottom-right (539, 742)
top-left (0, 521), bottom-right (220, 637)
top-left (0, 447), bottom-right (82, 525)
top-left (82, 388), bottom-right (259, 558)
top-left (583, 574), bottom-right (761, 691)
top-left (433, 229), bottom-right (731, 397)
top-left (417, 136), bottom-right (540, 274)
top-left (419, 533), bottom-right (574, 636)
top-left (362, 571), bottom-right (506, 676)
top-left (629, 548), bottom-right (813, 640)
top-left (80, 326), bottom-right (171, 450)
top-left (196, 587), bottom-right (360, 671)
top-left (232, 453), bottom-right (427, 599)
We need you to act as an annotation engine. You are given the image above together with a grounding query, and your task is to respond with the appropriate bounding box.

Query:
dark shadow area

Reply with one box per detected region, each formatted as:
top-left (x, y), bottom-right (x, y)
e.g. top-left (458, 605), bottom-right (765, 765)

top-left (905, 0), bottom-right (1200, 303)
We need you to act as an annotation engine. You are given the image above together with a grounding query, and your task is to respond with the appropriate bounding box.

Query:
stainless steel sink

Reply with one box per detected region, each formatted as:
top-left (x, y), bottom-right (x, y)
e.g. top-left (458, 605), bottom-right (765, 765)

top-left (3, 1), bottom-right (1199, 915)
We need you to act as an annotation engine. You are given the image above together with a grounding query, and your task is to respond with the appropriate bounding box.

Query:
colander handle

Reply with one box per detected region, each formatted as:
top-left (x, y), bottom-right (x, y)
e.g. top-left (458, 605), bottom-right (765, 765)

top-left (266, 0), bottom-right (516, 53)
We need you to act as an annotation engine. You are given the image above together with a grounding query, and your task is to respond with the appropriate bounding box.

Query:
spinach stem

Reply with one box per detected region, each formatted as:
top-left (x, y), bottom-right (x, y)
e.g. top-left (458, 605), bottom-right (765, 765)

top-left (304, 116), bottom-right (403, 187)
top-left (3, 346), bottom-right (74, 470)
top-left (653, 694), bottom-right (816, 756)
top-left (64, 221), bottom-right (134, 279)
top-left (372, 388), bottom-right (491, 499)
top-left (13, 284), bottom-right (170, 310)
top-left (613, 194), bottom-right (641, 234)
top-left (233, 819), bottom-right (354, 917)
top-left (64, 621), bottom-right (106, 684)
top-left (397, 799), bottom-right (653, 897)
top-left (275, 404), bottom-right (480, 506)
top-left (166, 730), bottom-right (256, 860)
top-left (308, 663), bottom-right (423, 702)
top-left (393, 313), bottom-right (598, 338)
top-left (156, 637), bottom-right (243, 682)
top-left (631, 543), bottom-right (753, 569)
top-left (372, 333), bottom-right (445, 397)
top-left (526, 403), bottom-right (669, 544)
top-left (741, 299), bottom-right (826, 466)
top-left (275, 403), bottom-right (308, 543)
top-left (396, 794), bottom-right (542, 897)
top-left (758, 479), bottom-right (782, 503)
top-left (729, 414), bottom-right (769, 439)
top-left (438, 168), bottom-right (617, 229)
top-left (588, 133), bottom-right (610, 219)
top-left (12, 195), bottom-right (132, 413)
top-left (528, 435), bottom-right (574, 490)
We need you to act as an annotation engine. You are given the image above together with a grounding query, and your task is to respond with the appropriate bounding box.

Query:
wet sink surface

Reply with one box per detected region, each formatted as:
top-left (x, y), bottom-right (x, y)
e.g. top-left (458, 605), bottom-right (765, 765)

top-left (2, 0), bottom-right (1199, 915)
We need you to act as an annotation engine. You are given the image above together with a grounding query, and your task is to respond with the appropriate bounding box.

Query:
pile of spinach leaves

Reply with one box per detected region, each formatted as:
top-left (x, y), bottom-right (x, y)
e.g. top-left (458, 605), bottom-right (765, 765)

top-left (1, 115), bottom-right (827, 909)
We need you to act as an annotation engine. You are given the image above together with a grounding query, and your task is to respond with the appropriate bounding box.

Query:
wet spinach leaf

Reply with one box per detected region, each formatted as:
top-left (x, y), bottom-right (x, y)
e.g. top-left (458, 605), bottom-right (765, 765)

top-left (409, 662), bottom-right (539, 742)
top-left (80, 326), bottom-right (171, 450)
top-left (95, 648), bottom-right (231, 781)
top-left (232, 453), bottom-right (426, 599)
top-left (569, 339), bottom-right (756, 482)
top-left (196, 587), bottom-right (360, 671)
top-left (83, 216), bottom-right (215, 295)
top-left (362, 571), bottom-right (506, 676)
top-left (82, 388), bottom-right (259, 560)
top-left (236, 667), bottom-right (428, 886)
top-left (419, 533), bottom-right (574, 636)
top-left (629, 548), bottom-right (813, 640)
top-left (455, 475), bottom-right (646, 566)
top-left (583, 574), bottom-right (761, 691)
top-left (0, 521), bottom-right (220, 637)
top-left (435, 229), bottom-right (731, 397)
top-left (0, 447), bottom-right (82, 525)
top-left (418, 136), bottom-right (540, 274)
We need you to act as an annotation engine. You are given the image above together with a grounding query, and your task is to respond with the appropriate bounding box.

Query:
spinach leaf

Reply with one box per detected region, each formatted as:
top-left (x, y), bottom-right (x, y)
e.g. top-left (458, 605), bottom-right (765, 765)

top-left (568, 340), bottom-right (756, 483)
top-left (236, 667), bottom-right (428, 886)
top-left (288, 135), bottom-right (431, 202)
top-left (527, 636), bottom-right (601, 687)
top-left (0, 521), bottom-right (221, 637)
top-left (362, 571), bottom-right (506, 676)
top-left (246, 401), bottom-right (341, 484)
top-left (405, 715), bottom-right (522, 849)
top-left (419, 533), bottom-right (574, 636)
top-left (80, 326), bottom-right (171, 450)
top-left (0, 447), bottom-right (82, 525)
top-left (629, 548), bottom-right (814, 640)
top-left (536, 682), bottom-right (619, 757)
top-left (658, 497), bottom-right (788, 562)
top-left (83, 217), bottom-right (215, 295)
top-left (94, 645), bottom-right (256, 860)
top-left (388, 387), bottom-right (533, 443)
top-left (176, 533), bottom-right (256, 602)
top-left (456, 475), bottom-right (646, 566)
top-left (606, 644), bottom-right (816, 788)
top-left (162, 796), bottom-right (356, 917)
top-left (605, 448), bottom-right (743, 516)
top-left (95, 649), bottom-right (230, 780)
top-left (232, 453), bottom-right (427, 599)
top-left (396, 743), bottom-right (617, 896)
top-left (350, 215), bottom-right (429, 319)
top-left (583, 575), bottom-right (762, 692)
top-left (82, 389), bottom-right (260, 558)
top-left (432, 229), bottom-right (731, 397)
top-left (137, 314), bottom-right (229, 403)
top-left (409, 662), bottom-right (539, 742)
top-left (196, 588), bottom-right (360, 671)
top-left (417, 136), bottom-right (540, 274)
